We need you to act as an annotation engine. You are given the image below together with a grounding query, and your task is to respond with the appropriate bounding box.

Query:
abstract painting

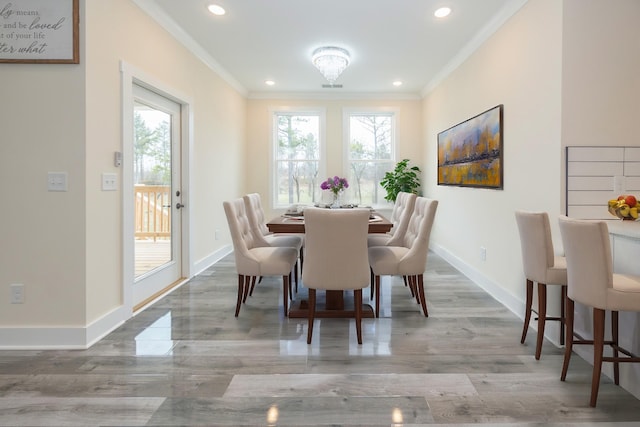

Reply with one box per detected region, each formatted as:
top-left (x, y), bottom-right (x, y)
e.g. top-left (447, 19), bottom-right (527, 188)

top-left (437, 105), bottom-right (503, 189)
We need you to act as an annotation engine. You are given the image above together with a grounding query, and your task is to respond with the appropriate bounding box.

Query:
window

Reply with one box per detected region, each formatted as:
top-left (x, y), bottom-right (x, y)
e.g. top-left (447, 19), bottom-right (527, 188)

top-left (345, 111), bottom-right (396, 207)
top-left (272, 110), bottom-right (324, 208)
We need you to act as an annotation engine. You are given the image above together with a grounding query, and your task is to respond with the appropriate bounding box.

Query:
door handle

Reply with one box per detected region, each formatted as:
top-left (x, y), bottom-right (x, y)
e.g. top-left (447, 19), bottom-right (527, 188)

top-left (176, 203), bottom-right (185, 209)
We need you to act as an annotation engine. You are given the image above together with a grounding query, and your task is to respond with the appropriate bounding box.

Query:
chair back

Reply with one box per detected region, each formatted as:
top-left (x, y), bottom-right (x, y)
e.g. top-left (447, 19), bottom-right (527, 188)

top-left (243, 193), bottom-right (271, 237)
top-left (223, 198), bottom-right (260, 272)
top-left (385, 192), bottom-right (417, 245)
top-left (558, 216), bottom-right (613, 309)
top-left (389, 192), bottom-right (417, 235)
top-left (397, 197), bottom-right (438, 273)
top-left (302, 208), bottom-right (370, 291)
top-left (515, 211), bottom-right (558, 283)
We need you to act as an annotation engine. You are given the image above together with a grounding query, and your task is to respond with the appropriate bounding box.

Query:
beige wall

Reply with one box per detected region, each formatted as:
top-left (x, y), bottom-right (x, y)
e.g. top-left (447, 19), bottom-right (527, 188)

top-left (424, 0), bottom-right (563, 311)
top-left (246, 98), bottom-right (423, 219)
top-left (560, 0), bottom-right (640, 207)
top-left (423, 0), bottom-right (640, 397)
top-left (0, 0), bottom-right (245, 344)
top-left (0, 37), bottom-right (87, 326)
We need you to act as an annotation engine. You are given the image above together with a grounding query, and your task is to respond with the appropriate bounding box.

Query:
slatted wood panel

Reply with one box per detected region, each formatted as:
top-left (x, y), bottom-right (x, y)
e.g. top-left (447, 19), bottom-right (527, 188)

top-left (566, 146), bottom-right (640, 219)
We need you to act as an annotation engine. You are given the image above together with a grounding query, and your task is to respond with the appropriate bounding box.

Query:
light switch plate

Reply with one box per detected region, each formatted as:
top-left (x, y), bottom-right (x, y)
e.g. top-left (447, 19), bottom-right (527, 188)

top-left (47, 172), bottom-right (68, 192)
top-left (102, 173), bottom-right (117, 191)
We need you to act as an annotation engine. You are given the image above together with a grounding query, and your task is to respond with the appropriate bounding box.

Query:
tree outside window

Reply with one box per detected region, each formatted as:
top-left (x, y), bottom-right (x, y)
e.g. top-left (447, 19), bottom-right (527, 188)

top-left (347, 113), bottom-right (395, 207)
top-left (273, 112), bottom-right (321, 207)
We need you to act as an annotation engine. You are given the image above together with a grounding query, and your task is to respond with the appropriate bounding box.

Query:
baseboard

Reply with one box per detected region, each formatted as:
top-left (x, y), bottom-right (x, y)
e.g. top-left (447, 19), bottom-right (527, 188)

top-left (193, 244), bottom-right (232, 276)
top-left (0, 305), bottom-right (128, 350)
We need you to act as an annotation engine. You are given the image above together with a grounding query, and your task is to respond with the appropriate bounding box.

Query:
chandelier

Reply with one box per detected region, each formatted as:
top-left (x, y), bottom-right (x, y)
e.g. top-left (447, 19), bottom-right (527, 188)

top-left (311, 46), bottom-right (350, 85)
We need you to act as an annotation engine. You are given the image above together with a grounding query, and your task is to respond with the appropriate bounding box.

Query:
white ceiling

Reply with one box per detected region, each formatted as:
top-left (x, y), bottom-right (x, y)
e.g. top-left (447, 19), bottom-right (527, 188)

top-left (133, 0), bottom-right (527, 98)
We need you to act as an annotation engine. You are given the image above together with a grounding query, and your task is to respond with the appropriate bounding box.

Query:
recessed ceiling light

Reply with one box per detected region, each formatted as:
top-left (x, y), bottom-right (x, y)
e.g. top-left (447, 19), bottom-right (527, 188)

top-left (265, 80), bottom-right (275, 86)
top-left (207, 4), bottom-right (226, 15)
top-left (393, 80), bottom-right (403, 87)
top-left (434, 7), bottom-right (451, 18)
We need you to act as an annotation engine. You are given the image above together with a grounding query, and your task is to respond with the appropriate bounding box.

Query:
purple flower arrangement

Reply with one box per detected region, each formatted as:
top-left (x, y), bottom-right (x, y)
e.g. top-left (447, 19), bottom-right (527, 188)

top-left (320, 176), bottom-right (349, 195)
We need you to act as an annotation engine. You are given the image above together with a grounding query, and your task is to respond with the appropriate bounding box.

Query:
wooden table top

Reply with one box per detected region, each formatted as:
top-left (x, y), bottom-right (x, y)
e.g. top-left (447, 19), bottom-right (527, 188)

top-left (266, 210), bottom-right (392, 234)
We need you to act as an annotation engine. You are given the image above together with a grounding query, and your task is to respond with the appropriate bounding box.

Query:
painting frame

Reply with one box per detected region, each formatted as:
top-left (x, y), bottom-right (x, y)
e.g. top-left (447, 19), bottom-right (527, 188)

top-left (0, 0), bottom-right (79, 64)
top-left (437, 104), bottom-right (504, 189)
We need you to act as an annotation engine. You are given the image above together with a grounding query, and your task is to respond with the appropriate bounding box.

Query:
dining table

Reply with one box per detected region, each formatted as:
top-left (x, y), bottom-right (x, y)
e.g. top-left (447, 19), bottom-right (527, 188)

top-left (265, 208), bottom-right (393, 319)
top-left (265, 210), bottom-right (392, 234)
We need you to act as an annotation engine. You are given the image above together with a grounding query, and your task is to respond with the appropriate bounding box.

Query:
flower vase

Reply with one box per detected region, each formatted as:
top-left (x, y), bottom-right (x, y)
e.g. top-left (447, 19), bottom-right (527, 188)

top-left (330, 190), bottom-right (342, 208)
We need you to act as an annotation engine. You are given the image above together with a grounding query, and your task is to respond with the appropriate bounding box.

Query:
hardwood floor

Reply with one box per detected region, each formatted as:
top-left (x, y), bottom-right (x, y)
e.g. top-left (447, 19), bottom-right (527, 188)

top-left (1, 251), bottom-right (639, 426)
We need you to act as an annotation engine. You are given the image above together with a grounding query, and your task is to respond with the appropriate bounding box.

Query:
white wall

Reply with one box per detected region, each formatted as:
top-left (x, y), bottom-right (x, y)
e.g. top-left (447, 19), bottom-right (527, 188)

top-left (0, 0), bottom-right (245, 347)
top-left (246, 97), bottom-right (423, 220)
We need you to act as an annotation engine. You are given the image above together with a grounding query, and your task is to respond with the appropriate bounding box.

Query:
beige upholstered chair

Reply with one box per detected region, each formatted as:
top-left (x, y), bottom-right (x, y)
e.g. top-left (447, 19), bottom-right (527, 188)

top-left (558, 215), bottom-right (640, 407)
top-left (515, 211), bottom-right (567, 360)
top-left (368, 197), bottom-right (438, 318)
top-left (302, 208), bottom-right (371, 344)
top-left (243, 193), bottom-right (303, 294)
top-left (368, 191), bottom-right (418, 300)
top-left (367, 191), bottom-right (417, 247)
top-left (223, 198), bottom-right (298, 317)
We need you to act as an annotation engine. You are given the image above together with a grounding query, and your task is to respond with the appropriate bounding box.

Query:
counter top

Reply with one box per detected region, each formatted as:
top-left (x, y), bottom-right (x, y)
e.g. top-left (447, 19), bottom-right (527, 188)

top-left (606, 219), bottom-right (640, 239)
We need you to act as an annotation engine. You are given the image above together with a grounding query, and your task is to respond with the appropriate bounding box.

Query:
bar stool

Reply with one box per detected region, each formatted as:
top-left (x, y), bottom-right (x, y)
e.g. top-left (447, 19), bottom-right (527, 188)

top-left (515, 211), bottom-right (567, 360)
top-left (558, 215), bottom-right (640, 407)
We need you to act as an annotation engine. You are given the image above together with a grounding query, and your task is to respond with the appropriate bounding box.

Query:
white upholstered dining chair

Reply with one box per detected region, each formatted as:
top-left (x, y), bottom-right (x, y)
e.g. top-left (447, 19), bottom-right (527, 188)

top-left (558, 215), bottom-right (640, 407)
top-left (367, 191), bottom-right (417, 300)
top-left (223, 198), bottom-right (298, 317)
top-left (243, 193), bottom-right (303, 294)
top-left (368, 197), bottom-right (438, 318)
top-left (302, 208), bottom-right (371, 344)
top-left (367, 191), bottom-right (417, 247)
top-left (515, 210), bottom-right (567, 360)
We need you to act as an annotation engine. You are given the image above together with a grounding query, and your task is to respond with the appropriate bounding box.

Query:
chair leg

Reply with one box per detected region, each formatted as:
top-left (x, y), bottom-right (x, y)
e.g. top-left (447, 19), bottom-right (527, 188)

top-left (521, 279), bottom-right (533, 344)
top-left (612, 310), bottom-right (620, 385)
top-left (294, 260), bottom-right (299, 294)
top-left (235, 275), bottom-right (244, 317)
top-left (561, 297), bottom-right (574, 381)
top-left (560, 285), bottom-right (567, 345)
top-left (535, 282), bottom-right (547, 360)
top-left (375, 275), bottom-right (381, 318)
top-left (307, 288), bottom-right (316, 344)
top-left (355, 289), bottom-right (363, 344)
top-left (282, 274), bottom-right (290, 317)
top-left (417, 274), bottom-right (428, 317)
top-left (591, 307), bottom-right (606, 407)
top-left (299, 247), bottom-right (304, 274)
top-left (289, 271), bottom-right (294, 301)
top-left (413, 276), bottom-right (420, 305)
top-left (242, 276), bottom-right (252, 303)
top-left (406, 275), bottom-right (415, 297)
top-left (370, 268), bottom-right (374, 300)
top-left (249, 276), bottom-right (258, 297)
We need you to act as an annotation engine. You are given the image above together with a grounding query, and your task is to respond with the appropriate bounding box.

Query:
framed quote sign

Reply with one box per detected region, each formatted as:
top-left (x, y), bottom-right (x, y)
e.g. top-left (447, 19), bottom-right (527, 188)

top-left (0, 0), bottom-right (79, 63)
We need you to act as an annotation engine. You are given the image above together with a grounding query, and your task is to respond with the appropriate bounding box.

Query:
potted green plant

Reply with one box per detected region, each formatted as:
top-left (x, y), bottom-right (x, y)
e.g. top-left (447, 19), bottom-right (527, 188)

top-left (380, 159), bottom-right (421, 203)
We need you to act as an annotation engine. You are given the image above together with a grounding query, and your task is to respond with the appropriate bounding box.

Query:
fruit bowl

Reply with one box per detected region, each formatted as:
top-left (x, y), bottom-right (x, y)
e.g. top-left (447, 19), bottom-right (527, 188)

top-left (608, 194), bottom-right (640, 220)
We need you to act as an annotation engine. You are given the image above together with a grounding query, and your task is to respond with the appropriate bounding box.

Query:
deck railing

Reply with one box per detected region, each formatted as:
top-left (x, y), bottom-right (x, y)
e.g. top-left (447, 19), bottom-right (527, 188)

top-left (135, 185), bottom-right (171, 240)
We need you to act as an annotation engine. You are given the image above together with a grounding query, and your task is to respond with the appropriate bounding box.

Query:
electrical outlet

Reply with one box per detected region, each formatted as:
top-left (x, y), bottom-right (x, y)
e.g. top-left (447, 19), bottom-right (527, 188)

top-left (215, 229), bottom-right (220, 240)
top-left (10, 284), bottom-right (24, 304)
top-left (480, 246), bottom-right (487, 262)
